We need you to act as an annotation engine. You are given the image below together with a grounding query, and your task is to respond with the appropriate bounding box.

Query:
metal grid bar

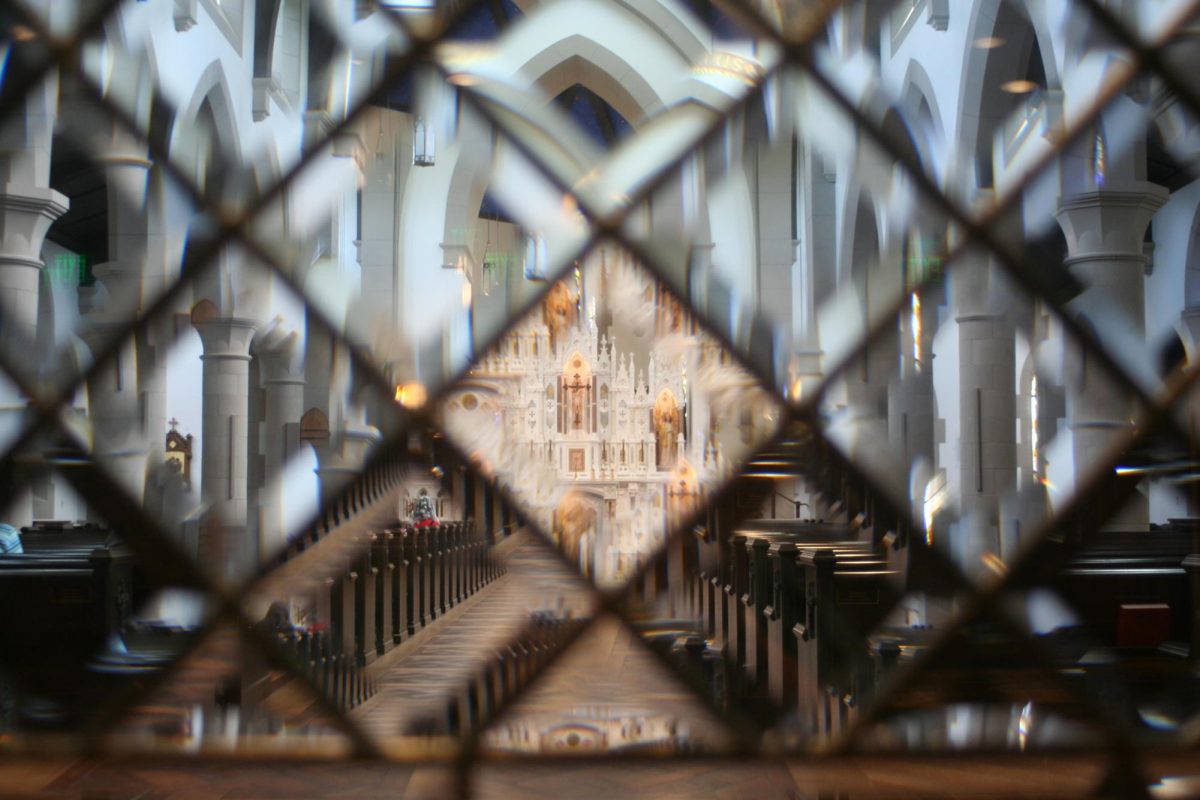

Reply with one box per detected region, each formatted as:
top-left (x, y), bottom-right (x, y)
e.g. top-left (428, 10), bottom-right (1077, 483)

top-left (0, 0), bottom-right (1197, 796)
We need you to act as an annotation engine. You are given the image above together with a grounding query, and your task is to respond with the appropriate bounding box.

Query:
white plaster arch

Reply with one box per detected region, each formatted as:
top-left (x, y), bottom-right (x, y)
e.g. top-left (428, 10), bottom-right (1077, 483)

top-left (838, 181), bottom-right (887, 289)
top-left (956, 0), bottom-right (1060, 192)
top-left (522, 39), bottom-right (664, 126)
top-left (1180, 201), bottom-right (1200, 319)
top-left (1015, 0), bottom-right (1062, 88)
top-left (427, 0), bottom-right (713, 269)
top-left (401, 0), bottom-right (738, 359)
top-left (899, 59), bottom-right (948, 184)
top-left (169, 60), bottom-right (244, 186)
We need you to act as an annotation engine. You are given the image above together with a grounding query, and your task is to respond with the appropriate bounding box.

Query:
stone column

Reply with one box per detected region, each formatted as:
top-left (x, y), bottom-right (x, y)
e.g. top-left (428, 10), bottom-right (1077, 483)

top-left (100, 144), bottom-right (172, 500)
top-left (951, 255), bottom-right (1017, 571)
top-left (313, 402), bottom-right (381, 505)
top-left (254, 322), bottom-right (305, 559)
top-left (1056, 183), bottom-right (1167, 529)
top-left (191, 303), bottom-right (257, 575)
top-left (0, 77), bottom-right (68, 526)
top-left (84, 142), bottom-right (155, 505)
top-left (888, 243), bottom-right (939, 488)
top-left (0, 186), bottom-right (68, 346)
top-left (84, 330), bottom-right (145, 501)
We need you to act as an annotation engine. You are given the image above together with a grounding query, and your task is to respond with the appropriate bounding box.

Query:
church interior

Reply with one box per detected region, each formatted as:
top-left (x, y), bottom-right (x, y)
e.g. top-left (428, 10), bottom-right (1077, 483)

top-left (3, 0), bottom-right (1200, 797)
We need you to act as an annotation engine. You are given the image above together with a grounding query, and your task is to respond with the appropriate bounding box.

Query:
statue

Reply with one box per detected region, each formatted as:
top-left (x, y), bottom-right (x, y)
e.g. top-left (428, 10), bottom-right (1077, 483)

top-left (412, 492), bottom-right (438, 528)
top-left (555, 490), bottom-right (595, 563)
top-left (653, 390), bottom-right (681, 468)
top-left (571, 377), bottom-right (585, 428)
top-left (541, 281), bottom-right (577, 349)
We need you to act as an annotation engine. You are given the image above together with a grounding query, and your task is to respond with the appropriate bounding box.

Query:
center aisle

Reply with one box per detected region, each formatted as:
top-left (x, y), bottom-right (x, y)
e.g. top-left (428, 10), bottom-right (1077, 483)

top-left (352, 528), bottom-right (591, 738)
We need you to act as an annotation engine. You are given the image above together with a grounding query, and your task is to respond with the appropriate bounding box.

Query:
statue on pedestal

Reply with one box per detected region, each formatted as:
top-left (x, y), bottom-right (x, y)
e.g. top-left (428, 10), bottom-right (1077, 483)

top-left (412, 492), bottom-right (438, 528)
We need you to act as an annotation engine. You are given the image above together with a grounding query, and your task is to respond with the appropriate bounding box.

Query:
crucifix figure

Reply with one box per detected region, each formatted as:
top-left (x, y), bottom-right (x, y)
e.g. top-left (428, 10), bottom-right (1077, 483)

top-left (565, 372), bottom-right (591, 429)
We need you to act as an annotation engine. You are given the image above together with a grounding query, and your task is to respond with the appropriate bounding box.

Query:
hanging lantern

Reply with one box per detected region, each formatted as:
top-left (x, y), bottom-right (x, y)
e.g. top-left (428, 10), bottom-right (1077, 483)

top-left (413, 116), bottom-right (435, 166)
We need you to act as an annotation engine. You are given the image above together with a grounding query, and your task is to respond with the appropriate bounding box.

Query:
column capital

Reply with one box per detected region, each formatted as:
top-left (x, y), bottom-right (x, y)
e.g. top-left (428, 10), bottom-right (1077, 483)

top-left (0, 183), bottom-right (69, 258)
top-left (191, 303), bottom-right (257, 359)
top-left (440, 241), bottom-right (472, 271)
top-left (253, 319), bottom-right (305, 384)
top-left (1055, 183), bottom-right (1169, 259)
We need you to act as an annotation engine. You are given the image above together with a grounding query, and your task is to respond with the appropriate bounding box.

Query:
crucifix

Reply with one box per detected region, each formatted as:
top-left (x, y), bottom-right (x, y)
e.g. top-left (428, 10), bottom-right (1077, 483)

top-left (564, 372), bottom-right (591, 429)
top-left (168, 417), bottom-right (180, 432)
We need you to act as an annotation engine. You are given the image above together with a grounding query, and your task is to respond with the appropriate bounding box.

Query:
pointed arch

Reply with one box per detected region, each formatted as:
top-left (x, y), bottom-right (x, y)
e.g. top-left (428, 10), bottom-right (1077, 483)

top-left (957, 0), bottom-right (1058, 191)
top-left (900, 59), bottom-right (946, 182)
top-left (170, 60), bottom-right (243, 186)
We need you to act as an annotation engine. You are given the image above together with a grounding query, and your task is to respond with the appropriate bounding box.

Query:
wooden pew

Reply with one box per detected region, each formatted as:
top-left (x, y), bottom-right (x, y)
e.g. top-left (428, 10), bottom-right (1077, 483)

top-left (720, 525), bottom-right (867, 704)
top-left (1055, 528), bottom-right (1192, 648)
top-left (432, 524), bottom-right (447, 619)
top-left (353, 540), bottom-right (378, 667)
top-left (373, 531), bottom-right (394, 658)
top-left (386, 526), bottom-right (407, 648)
top-left (446, 614), bottom-right (574, 735)
top-left (401, 526), bottom-right (421, 635)
top-left (449, 522), bottom-right (463, 607)
top-left (0, 539), bottom-right (135, 669)
top-left (722, 534), bottom-right (749, 701)
top-left (328, 558), bottom-right (357, 670)
top-left (0, 528), bottom-right (141, 725)
top-left (414, 525), bottom-right (431, 629)
top-left (763, 537), bottom-right (875, 715)
top-left (794, 547), bottom-right (898, 739)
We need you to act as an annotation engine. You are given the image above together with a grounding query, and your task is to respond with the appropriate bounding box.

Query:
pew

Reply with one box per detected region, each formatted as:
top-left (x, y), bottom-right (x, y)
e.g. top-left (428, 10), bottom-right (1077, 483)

top-left (762, 538), bottom-right (877, 713)
top-left (1054, 527), bottom-right (1193, 649)
top-left (402, 526), bottom-right (421, 635)
top-left (798, 547), bottom-right (897, 738)
top-left (374, 531), bottom-right (395, 656)
top-left (0, 525), bottom-right (157, 727)
top-left (428, 524), bottom-right (443, 620)
top-left (354, 540), bottom-right (378, 667)
top-left (445, 613), bottom-right (576, 736)
top-left (275, 628), bottom-right (374, 710)
top-left (383, 527), bottom-right (406, 649)
top-left (419, 525), bottom-right (434, 626)
top-left (715, 525), bottom-right (868, 705)
top-left (0, 531), bottom-right (136, 688)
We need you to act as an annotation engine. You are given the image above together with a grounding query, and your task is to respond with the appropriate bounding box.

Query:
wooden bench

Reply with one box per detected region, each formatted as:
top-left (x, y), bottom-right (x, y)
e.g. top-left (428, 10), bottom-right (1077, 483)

top-left (0, 535), bottom-right (135, 723)
top-left (706, 524), bottom-right (876, 719)
top-left (1052, 529), bottom-right (1192, 649)
top-left (793, 547), bottom-right (898, 739)
top-left (764, 539), bottom-right (876, 711)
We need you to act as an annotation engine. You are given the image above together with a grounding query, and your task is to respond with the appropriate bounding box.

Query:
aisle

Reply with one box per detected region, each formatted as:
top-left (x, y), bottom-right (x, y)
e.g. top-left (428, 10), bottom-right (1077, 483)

top-left (352, 529), bottom-right (591, 738)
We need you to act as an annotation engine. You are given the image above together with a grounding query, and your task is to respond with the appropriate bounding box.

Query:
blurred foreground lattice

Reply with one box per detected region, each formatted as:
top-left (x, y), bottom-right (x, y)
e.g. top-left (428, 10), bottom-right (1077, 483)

top-left (2, 0), bottom-right (1200, 797)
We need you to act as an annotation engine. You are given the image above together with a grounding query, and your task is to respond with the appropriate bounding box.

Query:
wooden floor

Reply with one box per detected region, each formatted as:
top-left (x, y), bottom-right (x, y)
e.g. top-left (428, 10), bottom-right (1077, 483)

top-left (1, 750), bottom-right (1127, 798)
